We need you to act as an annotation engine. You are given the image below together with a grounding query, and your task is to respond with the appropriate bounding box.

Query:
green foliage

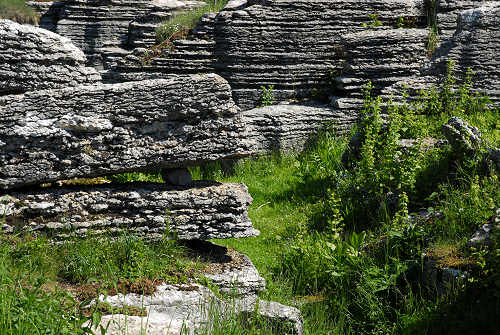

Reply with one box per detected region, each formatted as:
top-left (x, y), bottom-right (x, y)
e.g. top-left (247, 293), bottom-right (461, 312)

top-left (259, 85), bottom-right (275, 107)
top-left (361, 13), bottom-right (382, 28)
top-left (107, 171), bottom-right (163, 183)
top-left (59, 234), bottom-right (194, 286)
top-left (418, 61), bottom-right (493, 116)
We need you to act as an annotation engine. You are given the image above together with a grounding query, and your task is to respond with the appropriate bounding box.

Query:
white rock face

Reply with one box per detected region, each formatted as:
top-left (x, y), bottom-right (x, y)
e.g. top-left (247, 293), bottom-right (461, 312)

top-left (86, 284), bottom-right (303, 335)
top-left (0, 19), bottom-right (101, 95)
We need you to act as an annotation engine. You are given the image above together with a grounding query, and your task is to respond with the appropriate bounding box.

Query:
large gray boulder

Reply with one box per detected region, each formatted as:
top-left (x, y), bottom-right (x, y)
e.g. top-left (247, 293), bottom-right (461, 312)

top-left (0, 181), bottom-right (258, 240)
top-left (0, 74), bottom-right (253, 190)
top-left (0, 19), bottom-right (101, 95)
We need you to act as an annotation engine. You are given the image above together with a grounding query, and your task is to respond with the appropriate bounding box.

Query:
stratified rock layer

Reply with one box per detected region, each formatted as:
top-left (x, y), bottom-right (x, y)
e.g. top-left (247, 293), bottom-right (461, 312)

top-left (0, 74), bottom-right (253, 190)
top-left (0, 19), bottom-right (101, 95)
top-left (331, 28), bottom-right (429, 112)
top-left (435, 0), bottom-right (500, 39)
top-left (243, 103), bottom-right (356, 153)
top-left (1, 181), bottom-right (258, 240)
top-left (55, 0), bottom-right (206, 66)
top-left (424, 4), bottom-right (500, 106)
top-left (109, 0), bottom-right (426, 109)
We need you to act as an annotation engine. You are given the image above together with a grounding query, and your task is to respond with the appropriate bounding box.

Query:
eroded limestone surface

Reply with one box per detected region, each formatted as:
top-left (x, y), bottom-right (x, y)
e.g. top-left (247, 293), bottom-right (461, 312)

top-left (243, 103), bottom-right (356, 153)
top-left (1, 182), bottom-right (258, 240)
top-left (0, 74), bottom-right (253, 190)
top-left (0, 19), bottom-right (101, 95)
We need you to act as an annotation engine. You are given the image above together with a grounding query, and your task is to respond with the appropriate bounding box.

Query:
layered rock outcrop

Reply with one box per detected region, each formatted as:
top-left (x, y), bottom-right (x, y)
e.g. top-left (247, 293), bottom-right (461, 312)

top-left (1, 182), bottom-right (257, 240)
top-left (106, 0), bottom-right (427, 109)
top-left (0, 19), bottom-right (100, 95)
top-left (243, 103), bottom-right (356, 153)
top-left (424, 4), bottom-right (500, 106)
top-left (0, 74), bottom-right (252, 190)
top-left (0, 20), bottom-right (256, 241)
top-left (435, 0), bottom-right (500, 39)
top-left (331, 28), bottom-right (429, 113)
top-left (55, 0), bottom-right (206, 66)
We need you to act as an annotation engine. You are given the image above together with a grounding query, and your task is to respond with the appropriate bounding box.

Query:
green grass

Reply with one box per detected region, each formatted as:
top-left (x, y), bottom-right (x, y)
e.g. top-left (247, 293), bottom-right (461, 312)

top-left (156, 0), bottom-right (228, 43)
top-left (0, 0), bottom-right (39, 24)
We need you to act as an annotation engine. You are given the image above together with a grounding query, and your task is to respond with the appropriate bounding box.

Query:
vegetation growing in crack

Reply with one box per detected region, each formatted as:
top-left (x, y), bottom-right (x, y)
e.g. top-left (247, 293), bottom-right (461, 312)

top-left (141, 0), bottom-right (228, 65)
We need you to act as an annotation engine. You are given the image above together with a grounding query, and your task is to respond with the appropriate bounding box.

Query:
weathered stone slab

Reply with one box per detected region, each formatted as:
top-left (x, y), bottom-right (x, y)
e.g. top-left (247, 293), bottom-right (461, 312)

top-left (243, 103), bottom-right (357, 153)
top-left (0, 181), bottom-right (258, 240)
top-left (0, 19), bottom-right (101, 95)
top-left (86, 282), bottom-right (302, 335)
top-left (0, 74), bottom-right (253, 190)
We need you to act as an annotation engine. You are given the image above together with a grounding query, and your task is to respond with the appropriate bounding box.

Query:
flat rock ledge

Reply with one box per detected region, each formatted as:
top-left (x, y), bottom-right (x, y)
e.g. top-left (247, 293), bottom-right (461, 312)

top-left (0, 74), bottom-right (254, 190)
top-left (0, 181), bottom-right (258, 241)
top-left (0, 19), bottom-right (101, 95)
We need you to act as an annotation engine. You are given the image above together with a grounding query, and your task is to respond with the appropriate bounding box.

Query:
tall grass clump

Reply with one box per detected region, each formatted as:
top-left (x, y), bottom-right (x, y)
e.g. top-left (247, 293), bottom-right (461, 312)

top-left (156, 0), bottom-right (228, 43)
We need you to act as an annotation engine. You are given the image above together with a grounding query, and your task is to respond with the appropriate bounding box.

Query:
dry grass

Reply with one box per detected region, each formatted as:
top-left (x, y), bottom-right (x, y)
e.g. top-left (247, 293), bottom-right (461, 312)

top-left (0, 0), bottom-right (39, 24)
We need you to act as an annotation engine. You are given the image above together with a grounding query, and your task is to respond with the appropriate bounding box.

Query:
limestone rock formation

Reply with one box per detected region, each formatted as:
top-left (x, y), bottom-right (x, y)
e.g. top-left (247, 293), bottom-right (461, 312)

top-left (331, 28), bottom-right (429, 112)
top-left (425, 4), bottom-right (500, 107)
top-left (104, 0), bottom-right (427, 109)
top-left (0, 74), bottom-right (253, 190)
top-left (442, 117), bottom-right (482, 153)
top-left (243, 103), bottom-right (356, 153)
top-left (82, 241), bottom-right (301, 334)
top-left (435, 0), bottom-right (499, 39)
top-left (0, 19), bottom-right (101, 95)
top-left (54, 0), bottom-right (206, 67)
top-left (0, 182), bottom-right (258, 240)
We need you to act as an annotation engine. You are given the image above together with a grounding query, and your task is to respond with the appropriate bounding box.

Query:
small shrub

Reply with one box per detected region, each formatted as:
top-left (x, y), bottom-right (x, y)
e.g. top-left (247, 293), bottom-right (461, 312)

top-left (259, 85), bottom-right (275, 107)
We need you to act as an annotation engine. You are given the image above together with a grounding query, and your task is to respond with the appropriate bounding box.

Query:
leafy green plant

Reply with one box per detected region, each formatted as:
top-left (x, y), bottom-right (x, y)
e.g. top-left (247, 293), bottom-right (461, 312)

top-left (362, 13), bottom-right (382, 28)
top-left (259, 85), bottom-right (275, 107)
